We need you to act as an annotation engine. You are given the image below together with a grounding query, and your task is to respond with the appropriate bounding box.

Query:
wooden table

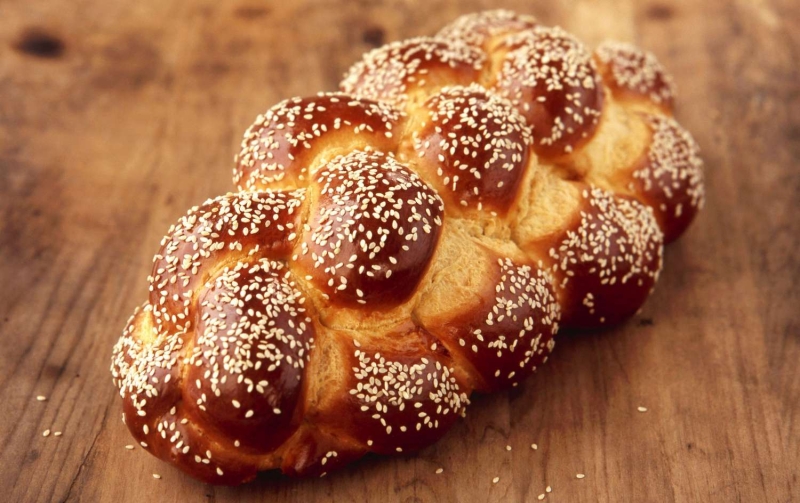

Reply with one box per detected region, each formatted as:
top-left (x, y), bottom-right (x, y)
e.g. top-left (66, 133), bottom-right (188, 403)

top-left (1, 0), bottom-right (797, 501)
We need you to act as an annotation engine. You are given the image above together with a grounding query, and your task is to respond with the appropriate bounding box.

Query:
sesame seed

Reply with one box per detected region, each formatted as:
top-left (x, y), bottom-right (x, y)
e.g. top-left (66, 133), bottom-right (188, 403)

top-left (413, 84), bottom-right (531, 212)
top-left (296, 150), bottom-right (444, 305)
top-left (235, 94), bottom-right (402, 190)
top-left (577, 473), bottom-right (585, 479)
top-left (595, 41), bottom-right (676, 106)
top-left (342, 38), bottom-right (484, 109)
top-left (494, 26), bottom-right (602, 154)
top-left (152, 474), bottom-right (161, 480)
top-left (42, 429), bottom-right (50, 437)
top-left (349, 342), bottom-right (467, 444)
top-left (36, 396), bottom-right (47, 402)
top-left (635, 115), bottom-right (705, 227)
top-left (548, 187), bottom-right (663, 323)
top-left (437, 10), bottom-right (538, 49)
top-left (108, 10), bottom-right (698, 483)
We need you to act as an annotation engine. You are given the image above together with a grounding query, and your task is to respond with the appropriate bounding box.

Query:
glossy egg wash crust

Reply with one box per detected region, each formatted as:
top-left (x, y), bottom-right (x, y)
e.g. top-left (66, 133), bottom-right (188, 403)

top-left (111, 9), bottom-right (705, 485)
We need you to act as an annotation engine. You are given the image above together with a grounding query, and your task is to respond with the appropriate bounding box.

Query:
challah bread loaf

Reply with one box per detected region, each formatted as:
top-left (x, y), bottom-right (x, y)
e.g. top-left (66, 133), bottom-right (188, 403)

top-left (111, 10), bottom-right (704, 485)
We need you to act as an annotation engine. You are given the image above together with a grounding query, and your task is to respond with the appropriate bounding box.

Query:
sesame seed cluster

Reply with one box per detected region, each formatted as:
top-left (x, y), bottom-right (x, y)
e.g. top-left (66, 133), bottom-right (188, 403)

top-left (420, 255), bottom-right (561, 392)
top-left (493, 26), bottom-right (604, 157)
top-left (235, 94), bottom-right (403, 191)
top-left (345, 334), bottom-right (470, 454)
top-left (409, 84), bottom-right (532, 215)
top-left (634, 114), bottom-right (705, 243)
top-left (436, 9), bottom-right (539, 50)
top-left (594, 41), bottom-right (677, 112)
top-left (295, 150), bottom-right (444, 307)
top-left (340, 38), bottom-right (485, 109)
top-left (111, 9), bottom-right (703, 485)
top-left (549, 187), bottom-right (664, 327)
top-left (148, 190), bottom-right (306, 333)
top-left (182, 259), bottom-right (314, 452)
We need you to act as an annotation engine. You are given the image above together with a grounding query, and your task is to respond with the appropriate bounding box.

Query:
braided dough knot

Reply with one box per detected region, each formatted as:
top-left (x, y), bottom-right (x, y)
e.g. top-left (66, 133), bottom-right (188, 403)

top-left (112, 9), bottom-right (703, 484)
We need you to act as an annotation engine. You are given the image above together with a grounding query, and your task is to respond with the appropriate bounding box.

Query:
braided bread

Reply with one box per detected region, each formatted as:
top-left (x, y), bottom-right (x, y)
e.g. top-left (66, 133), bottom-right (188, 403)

top-left (111, 10), bottom-right (704, 485)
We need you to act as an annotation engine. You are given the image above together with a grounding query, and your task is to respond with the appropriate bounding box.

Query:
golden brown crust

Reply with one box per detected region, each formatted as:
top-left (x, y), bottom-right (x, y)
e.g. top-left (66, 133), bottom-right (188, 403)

top-left (405, 84), bottom-right (532, 216)
top-left (294, 151), bottom-right (444, 308)
top-left (576, 107), bottom-right (705, 243)
top-left (629, 114), bottom-right (705, 243)
top-left (278, 423), bottom-right (367, 477)
top-left (317, 324), bottom-right (469, 455)
top-left (542, 185), bottom-right (663, 328)
top-left (492, 27), bottom-right (604, 159)
top-left (594, 41), bottom-right (676, 115)
top-left (111, 10), bottom-right (703, 485)
top-left (182, 259), bottom-right (313, 453)
top-left (148, 191), bottom-right (304, 334)
top-left (436, 9), bottom-right (538, 51)
top-left (113, 307), bottom-right (262, 485)
top-left (417, 245), bottom-right (560, 392)
top-left (235, 94), bottom-right (404, 191)
top-left (340, 37), bottom-right (484, 110)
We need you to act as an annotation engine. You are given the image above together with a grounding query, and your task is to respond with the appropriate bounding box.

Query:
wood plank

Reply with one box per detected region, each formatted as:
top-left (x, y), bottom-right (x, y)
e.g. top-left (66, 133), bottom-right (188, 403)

top-left (0, 0), bottom-right (797, 501)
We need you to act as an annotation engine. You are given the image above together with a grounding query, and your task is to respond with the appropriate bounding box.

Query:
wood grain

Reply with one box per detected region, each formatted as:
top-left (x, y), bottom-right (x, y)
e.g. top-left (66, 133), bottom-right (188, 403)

top-left (1, 0), bottom-right (798, 501)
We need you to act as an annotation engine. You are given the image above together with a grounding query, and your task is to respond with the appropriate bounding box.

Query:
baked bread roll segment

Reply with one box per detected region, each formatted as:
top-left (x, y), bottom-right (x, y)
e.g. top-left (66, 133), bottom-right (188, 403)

top-left (111, 10), bottom-right (704, 484)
